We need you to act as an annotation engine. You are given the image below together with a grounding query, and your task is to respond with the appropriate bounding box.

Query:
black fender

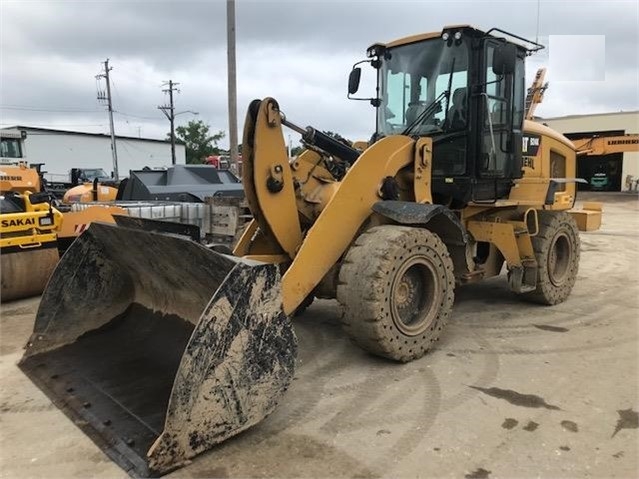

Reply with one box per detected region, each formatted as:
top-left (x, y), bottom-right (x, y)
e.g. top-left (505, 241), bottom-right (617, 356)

top-left (371, 201), bottom-right (470, 276)
top-left (372, 201), bottom-right (467, 244)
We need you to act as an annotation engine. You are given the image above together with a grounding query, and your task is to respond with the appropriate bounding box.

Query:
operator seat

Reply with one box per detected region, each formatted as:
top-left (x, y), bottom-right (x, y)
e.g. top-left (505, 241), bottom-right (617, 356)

top-left (405, 102), bottom-right (423, 126)
top-left (445, 87), bottom-right (467, 130)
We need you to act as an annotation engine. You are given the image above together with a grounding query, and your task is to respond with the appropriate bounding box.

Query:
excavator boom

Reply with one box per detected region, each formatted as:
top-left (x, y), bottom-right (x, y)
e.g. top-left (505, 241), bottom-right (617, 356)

top-left (572, 134), bottom-right (639, 156)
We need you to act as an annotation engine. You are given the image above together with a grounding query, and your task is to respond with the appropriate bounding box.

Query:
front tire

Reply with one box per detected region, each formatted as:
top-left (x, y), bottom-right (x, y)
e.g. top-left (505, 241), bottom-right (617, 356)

top-left (520, 211), bottom-right (580, 305)
top-left (337, 226), bottom-right (455, 362)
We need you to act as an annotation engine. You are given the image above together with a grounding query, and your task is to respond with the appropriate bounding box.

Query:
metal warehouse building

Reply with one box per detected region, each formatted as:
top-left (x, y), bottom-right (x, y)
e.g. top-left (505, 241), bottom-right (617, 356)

top-left (1, 126), bottom-right (186, 182)
top-left (540, 111), bottom-right (639, 191)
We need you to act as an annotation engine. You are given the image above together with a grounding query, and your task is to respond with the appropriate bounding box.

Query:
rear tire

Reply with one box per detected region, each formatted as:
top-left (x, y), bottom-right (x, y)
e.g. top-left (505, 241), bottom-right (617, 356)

top-left (520, 211), bottom-right (580, 305)
top-left (337, 226), bottom-right (455, 362)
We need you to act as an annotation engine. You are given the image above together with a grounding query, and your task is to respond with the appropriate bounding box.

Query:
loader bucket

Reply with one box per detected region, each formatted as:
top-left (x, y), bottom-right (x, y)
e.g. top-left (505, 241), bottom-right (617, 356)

top-left (18, 222), bottom-right (297, 477)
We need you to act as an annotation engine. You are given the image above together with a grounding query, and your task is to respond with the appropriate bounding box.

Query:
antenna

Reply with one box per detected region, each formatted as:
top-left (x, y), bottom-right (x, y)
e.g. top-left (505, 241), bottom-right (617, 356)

top-left (535, 0), bottom-right (541, 45)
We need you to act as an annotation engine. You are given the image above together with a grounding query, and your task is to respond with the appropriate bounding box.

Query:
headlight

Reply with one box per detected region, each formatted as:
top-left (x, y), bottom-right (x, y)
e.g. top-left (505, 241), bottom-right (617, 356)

top-left (39, 217), bottom-right (53, 226)
top-left (442, 32), bottom-right (450, 41)
top-left (454, 31), bottom-right (462, 40)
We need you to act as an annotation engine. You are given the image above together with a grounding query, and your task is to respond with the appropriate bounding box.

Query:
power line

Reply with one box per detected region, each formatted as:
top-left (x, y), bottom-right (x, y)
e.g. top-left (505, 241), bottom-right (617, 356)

top-left (0, 105), bottom-right (102, 113)
top-left (1, 104), bottom-right (164, 122)
top-left (114, 110), bottom-right (163, 121)
top-left (0, 123), bottom-right (107, 128)
top-left (1, 105), bottom-right (164, 122)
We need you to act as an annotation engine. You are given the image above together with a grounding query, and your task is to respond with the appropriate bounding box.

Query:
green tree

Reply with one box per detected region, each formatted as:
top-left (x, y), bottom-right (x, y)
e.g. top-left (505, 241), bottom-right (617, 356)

top-left (290, 145), bottom-right (304, 156)
top-left (172, 120), bottom-right (225, 164)
top-left (322, 130), bottom-right (353, 146)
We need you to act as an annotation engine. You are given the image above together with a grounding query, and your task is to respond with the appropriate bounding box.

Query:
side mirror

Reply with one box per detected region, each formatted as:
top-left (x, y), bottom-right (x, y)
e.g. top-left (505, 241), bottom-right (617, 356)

top-left (493, 43), bottom-right (517, 75)
top-left (110, 171), bottom-right (114, 178)
top-left (348, 68), bottom-right (362, 95)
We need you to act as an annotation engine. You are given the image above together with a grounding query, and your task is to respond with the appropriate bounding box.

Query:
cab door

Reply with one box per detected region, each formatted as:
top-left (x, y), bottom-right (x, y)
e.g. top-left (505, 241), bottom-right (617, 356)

top-left (475, 41), bottom-right (525, 200)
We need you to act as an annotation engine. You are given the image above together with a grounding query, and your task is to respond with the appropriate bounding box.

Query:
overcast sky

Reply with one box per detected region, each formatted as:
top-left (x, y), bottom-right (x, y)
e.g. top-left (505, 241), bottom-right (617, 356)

top-left (1, 0), bottom-right (637, 149)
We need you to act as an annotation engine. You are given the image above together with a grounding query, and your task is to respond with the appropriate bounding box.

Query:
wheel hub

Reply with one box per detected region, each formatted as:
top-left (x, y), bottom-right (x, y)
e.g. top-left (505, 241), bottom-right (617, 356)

top-left (390, 255), bottom-right (441, 336)
top-left (548, 232), bottom-right (571, 286)
top-left (395, 278), bottom-right (416, 308)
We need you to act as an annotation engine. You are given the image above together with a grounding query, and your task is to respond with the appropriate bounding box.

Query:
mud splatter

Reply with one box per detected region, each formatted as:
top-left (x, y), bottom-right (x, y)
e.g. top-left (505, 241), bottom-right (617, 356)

top-left (559, 446), bottom-right (570, 451)
top-left (561, 420), bottom-right (579, 433)
top-left (523, 421), bottom-right (539, 432)
top-left (501, 418), bottom-right (518, 430)
top-left (612, 409), bottom-right (638, 437)
top-left (533, 324), bottom-right (569, 333)
top-left (612, 451), bottom-right (624, 459)
top-left (376, 429), bottom-right (391, 436)
top-left (446, 353), bottom-right (456, 357)
top-left (469, 386), bottom-right (561, 410)
top-left (465, 468), bottom-right (491, 479)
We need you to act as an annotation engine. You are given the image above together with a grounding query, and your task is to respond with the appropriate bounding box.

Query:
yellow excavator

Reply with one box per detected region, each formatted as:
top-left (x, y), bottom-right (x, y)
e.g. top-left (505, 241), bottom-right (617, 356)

top-left (19, 25), bottom-right (602, 476)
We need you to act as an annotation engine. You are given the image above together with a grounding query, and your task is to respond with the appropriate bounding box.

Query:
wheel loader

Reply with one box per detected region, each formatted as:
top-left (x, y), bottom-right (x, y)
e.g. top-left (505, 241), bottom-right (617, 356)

top-left (19, 25), bottom-right (601, 476)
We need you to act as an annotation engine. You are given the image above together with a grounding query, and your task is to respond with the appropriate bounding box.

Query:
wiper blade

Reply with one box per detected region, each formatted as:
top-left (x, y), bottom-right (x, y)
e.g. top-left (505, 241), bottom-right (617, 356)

top-left (442, 57), bottom-right (457, 129)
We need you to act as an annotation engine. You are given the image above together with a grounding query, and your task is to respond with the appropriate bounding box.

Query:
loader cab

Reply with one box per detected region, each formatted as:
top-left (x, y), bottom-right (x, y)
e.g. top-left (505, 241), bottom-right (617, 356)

top-left (352, 26), bottom-right (534, 205)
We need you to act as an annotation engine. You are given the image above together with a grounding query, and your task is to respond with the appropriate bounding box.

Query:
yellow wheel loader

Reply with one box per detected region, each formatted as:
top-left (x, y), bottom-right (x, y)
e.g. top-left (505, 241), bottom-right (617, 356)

top-left (0, 191), bottom-right (63, 301)
top-left (19, 25), bottom-right (601, 476)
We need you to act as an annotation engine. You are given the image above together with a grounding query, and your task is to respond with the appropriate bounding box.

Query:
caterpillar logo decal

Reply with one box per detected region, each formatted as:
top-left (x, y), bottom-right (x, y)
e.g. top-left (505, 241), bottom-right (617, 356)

top-left (1, 217), bottom-right (35, 227)
top-left (522, 134), bottom-right (541, 156)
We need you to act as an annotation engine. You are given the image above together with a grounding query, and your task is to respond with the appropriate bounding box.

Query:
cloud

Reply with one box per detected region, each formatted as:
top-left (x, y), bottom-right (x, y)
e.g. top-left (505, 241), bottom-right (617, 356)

top-left (1, 0), bottom-right (637, 148)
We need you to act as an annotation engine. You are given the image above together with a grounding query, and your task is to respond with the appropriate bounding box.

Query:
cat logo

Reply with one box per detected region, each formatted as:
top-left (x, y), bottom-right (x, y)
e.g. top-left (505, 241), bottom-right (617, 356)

top-left (1, 217), bottom-right (35, 228)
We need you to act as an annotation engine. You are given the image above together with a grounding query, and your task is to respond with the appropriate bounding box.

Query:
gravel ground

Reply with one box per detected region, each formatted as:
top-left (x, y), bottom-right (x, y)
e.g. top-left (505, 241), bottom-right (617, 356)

top-left (0, 194), bottom-right (637, 479)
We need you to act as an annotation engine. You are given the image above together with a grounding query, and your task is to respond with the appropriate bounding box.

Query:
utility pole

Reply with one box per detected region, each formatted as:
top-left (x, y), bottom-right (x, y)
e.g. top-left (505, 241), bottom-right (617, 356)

top-left (158, 80), bottom-right (180, 165)
top-left (226, 0), bottom-right (239, 174)
top-left (96, 59), bottom-right (119, 180)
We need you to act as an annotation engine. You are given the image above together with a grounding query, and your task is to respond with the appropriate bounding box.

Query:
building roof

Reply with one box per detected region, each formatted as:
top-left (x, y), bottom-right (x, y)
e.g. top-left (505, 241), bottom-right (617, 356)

top-left (541, 111), bottom-right (639, 121)
top-left (1, 125), bottom-right (185, 145)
